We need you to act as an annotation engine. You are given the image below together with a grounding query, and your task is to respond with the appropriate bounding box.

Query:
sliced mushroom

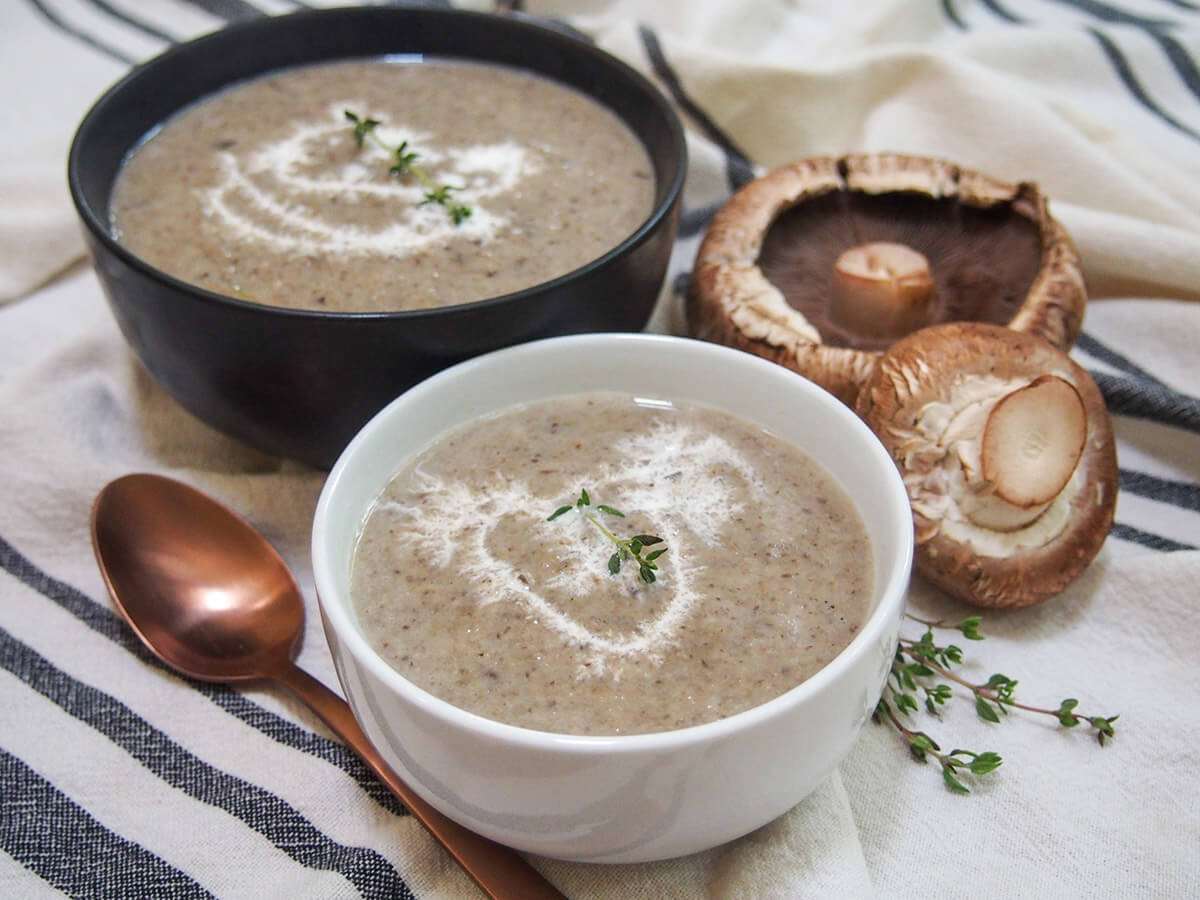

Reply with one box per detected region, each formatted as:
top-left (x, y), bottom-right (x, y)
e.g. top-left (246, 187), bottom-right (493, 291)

top-left (688, 153), bottom-right (1087, 406)
top-left (855, 322), bottom-right (1117, 609)
top-left (980, 375), bottom-right (1087, 510)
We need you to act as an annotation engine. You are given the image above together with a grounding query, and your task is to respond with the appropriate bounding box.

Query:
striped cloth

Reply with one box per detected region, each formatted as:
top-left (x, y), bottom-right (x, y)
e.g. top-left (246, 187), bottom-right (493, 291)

top-left (2, 0), bottom-right (1198, 897)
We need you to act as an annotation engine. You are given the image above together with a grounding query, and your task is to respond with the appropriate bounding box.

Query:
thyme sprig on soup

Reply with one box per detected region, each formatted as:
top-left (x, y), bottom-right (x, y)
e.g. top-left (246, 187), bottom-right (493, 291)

top-left (109, 59), bottom-right (655, 312)
top-left (350, 392), bottom-right (874, 736)
top-left (343, 109), bottom-right (472, 225)
top-left (547, 487), bottom-right (668, 584)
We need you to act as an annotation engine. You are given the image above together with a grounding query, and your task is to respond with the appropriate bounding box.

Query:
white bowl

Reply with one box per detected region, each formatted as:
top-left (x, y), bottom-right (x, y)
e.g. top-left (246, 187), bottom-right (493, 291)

top-left (312, 333), bottom-right (912, 863)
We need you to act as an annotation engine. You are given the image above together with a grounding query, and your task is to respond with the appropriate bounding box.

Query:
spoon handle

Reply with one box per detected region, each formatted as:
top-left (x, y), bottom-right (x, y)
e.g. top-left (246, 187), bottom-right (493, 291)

top-left (276, 663), bottom-right (566, 900)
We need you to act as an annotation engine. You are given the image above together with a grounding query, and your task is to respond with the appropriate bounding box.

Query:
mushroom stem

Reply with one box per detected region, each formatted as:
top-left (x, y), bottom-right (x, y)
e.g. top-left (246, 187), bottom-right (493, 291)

top-left (831, 241), bottom-right (934, 339)
top-left (948, 375), bottom-right (1086, 531)
top-left (980, 375), bottom-right (1087, 508)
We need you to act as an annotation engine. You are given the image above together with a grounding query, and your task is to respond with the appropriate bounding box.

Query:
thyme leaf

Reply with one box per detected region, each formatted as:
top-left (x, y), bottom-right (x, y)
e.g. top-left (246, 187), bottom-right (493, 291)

top-left (344, 109), bottom-right (472, 225)
top-left (548, 488), bottom-right (667, 584)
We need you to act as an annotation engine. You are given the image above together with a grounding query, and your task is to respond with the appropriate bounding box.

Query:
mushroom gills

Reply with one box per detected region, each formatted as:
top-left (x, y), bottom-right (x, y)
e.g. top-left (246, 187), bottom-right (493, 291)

top-left (755, 187), bottom-right (1043, 352)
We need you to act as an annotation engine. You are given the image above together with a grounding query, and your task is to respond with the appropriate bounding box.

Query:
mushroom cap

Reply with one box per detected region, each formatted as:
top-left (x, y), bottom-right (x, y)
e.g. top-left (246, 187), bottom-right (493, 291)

top-left (687, 153), bottom-right (1087, 406)
top-left (855, 322), bottom-right (1118, 609)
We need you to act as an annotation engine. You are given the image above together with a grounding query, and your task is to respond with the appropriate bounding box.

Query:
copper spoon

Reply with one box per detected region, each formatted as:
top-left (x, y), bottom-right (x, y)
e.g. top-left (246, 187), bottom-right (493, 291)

top-left (91, 472), bottom-right (565, 900)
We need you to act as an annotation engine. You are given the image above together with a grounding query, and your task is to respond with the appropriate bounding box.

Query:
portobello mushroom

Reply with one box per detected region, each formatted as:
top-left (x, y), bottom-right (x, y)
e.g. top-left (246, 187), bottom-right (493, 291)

top-left (688, 153), bottom-right (1087, 405)
top-left (855, 322), bottom-right (1118, 609)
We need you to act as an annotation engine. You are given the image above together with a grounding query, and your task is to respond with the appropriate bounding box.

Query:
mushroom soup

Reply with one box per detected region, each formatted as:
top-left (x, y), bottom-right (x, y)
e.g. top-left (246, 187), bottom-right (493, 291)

top-left (350, 392), bottom-right (874, 735)
top-left (109, 59), bottom-right (655, 312)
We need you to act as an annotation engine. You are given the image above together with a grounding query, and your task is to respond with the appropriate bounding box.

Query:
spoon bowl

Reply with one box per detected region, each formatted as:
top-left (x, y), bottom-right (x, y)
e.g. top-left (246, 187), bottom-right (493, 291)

top-left (91, 472), bottom-right (563, 900)
top-left (93, 473), bottom-right (303, 682)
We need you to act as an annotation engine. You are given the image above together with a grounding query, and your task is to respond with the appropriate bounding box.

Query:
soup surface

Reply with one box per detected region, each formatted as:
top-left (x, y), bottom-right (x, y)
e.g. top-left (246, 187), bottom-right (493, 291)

top-left (350, 392), bottom-right (874, 735)
top-left (110, 59), bottom-right (655, 311)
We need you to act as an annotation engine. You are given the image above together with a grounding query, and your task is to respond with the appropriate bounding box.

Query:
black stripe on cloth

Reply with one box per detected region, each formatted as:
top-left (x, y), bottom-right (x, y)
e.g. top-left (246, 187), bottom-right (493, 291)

top-left (1076, 331), bottom-right (1165, 385)
top-left (23, 0), bottom-right (137, 65)
top-left (672, 271), bottom-right (692, 304)
top-left (0, 747), bottom-right (215, 899)
top-left (1049, 0), bottom-right (1177, 30)
top-left (1110, 522), bottom-right (1196, 551)
top-left (79, 0), bottom-right (177, 44)
top-left (1120, 469), bottom-right (1200, 512)
top-left (977, 0), bottom-right (1026, 24)
top-left (1091, 370), bottom-right (1200, 434)
top-left (679, 201), bottom-right (725, 239)
top-left (941, 0), bottom-right (970, 30)
top-left (1150, 30), bottom-right (1200, 101)
top-left (0, 625), bottom-right (415, 900)
top-left (0, 533), bottom-right (405, 817)
top-left (1087, 26), bottom-right (1200, 139)
top-left (952, 0), bottom-right (1200, 141)
top-left (206, 689), bottom-right (406, 815)
top-left (178, 0), bottom-right (269, 22)
top-left (637, 24), bottom-right (758, 192)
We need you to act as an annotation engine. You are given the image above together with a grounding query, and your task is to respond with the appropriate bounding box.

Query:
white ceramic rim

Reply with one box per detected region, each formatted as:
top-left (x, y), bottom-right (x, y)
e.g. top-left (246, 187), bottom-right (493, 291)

top-left (313, 333), bottom-right (913, 754)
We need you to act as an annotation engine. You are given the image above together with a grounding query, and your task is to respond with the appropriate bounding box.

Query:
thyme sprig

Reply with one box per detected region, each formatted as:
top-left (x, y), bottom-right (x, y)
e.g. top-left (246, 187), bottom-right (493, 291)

top-left (344, 109), bottom-right (472, 225)
top-left (875, 614), bottom-right (1118, 794)
top-left (548, 488), bottom-right (667, 584)
top-left (877, 699), bottom-right (1004, 794)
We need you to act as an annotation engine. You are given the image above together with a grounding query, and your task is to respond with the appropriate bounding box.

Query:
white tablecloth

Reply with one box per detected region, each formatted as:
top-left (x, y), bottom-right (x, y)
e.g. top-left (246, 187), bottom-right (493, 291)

top-left (2, 1), bottom-right (1197, 897)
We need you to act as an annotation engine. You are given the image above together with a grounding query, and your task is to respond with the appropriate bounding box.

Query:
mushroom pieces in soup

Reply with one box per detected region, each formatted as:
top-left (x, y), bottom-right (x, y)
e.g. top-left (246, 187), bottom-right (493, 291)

top-left (109, 59), bottom-right (656, 312)
top-left (350, 392), bottom-right (874, 736)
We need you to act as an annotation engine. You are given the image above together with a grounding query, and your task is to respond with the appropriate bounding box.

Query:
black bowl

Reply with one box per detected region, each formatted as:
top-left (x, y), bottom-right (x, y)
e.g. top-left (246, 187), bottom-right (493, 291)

top-left (69, 6), bottom-right (685, 468)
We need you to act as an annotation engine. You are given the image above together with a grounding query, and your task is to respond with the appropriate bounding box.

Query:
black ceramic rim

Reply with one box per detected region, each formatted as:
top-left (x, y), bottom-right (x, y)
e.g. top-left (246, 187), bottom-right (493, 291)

top-left (66, 6), bottom-right (687, 322)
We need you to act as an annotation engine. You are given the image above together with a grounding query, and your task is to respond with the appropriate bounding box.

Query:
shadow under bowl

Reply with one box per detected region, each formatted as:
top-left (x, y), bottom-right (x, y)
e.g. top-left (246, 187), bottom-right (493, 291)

top-left (68, 6), bottom-right (686, 468)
